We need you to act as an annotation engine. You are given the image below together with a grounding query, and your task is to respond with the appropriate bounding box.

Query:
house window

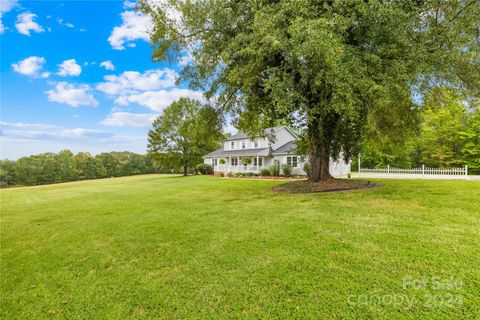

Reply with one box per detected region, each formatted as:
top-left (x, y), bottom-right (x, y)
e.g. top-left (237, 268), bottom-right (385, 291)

top-left (212, 159), bottom-right (218, 166)
top-left (230, 141), bottom-right (235, 149)
top-left (253, 158), bottom-right (263, 166)
top-left (286, 156), bottom-right (298, 168)
top-left (254, 141), bottom-right (258, 148)
top-left (242, 141), bottom-right (246, 149)
top-left (230, 158), bottom-right (238, 166)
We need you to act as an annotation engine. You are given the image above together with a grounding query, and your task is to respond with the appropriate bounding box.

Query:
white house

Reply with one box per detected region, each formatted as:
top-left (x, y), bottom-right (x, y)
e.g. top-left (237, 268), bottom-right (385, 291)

top-left (203, 126), bottom-right (351, 177)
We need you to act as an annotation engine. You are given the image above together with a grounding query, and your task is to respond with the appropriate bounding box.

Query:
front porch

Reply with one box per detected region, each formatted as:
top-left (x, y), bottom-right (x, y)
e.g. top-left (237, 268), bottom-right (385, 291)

top-left (212, 156), bottom-right (270, 174)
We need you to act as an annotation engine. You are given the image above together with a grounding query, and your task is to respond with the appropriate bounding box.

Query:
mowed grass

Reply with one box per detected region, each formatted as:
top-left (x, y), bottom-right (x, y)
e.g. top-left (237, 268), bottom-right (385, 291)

top-left (1, 175), bottom-right (479, 319)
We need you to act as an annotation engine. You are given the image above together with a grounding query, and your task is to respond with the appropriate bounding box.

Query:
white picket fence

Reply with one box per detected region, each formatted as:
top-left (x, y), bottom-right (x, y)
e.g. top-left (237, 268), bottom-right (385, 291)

top-left (359, 165), bottom-right (468, 176)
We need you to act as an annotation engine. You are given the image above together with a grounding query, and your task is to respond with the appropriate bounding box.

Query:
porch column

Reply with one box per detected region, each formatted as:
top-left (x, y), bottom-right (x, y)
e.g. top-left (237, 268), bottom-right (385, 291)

top-left (237, 156), bottom-right (240, 172)
top-left (256, 155), bottom-right (259, 173)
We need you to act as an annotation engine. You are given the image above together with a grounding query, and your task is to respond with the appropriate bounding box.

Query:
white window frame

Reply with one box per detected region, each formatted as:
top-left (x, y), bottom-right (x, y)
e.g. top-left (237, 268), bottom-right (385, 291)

top-left (230, 141), bottom-right (235, 149)
top-left (242, 141), bottom-right (246, 149)
top-left (286, 156), bottom-right (298, 168)
top-left (230, 158), bottom-right (238, 166)
top-left (253, 158), bottom-right (263, 166)
top-left (212, 159), bottom-right (218, 166)
top-left (254, 140), bottom-right (259, 148)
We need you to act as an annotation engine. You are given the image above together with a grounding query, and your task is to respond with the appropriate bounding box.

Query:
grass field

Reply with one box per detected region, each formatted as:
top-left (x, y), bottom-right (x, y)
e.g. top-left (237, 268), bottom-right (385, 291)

top-left (1, 175), bottom-right (479, 319)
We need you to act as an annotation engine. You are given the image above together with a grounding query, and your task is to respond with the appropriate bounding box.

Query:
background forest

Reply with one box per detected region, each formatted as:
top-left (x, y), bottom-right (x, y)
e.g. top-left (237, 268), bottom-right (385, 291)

top-left (356, 88), bottom-right (480, 173)
top-left (0, 151), bottom-right (169, 187)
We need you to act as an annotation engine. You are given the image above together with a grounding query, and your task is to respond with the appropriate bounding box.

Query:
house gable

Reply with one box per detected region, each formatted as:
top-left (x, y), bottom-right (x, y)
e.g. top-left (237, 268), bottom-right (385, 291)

top-left (221, 126), bottom-right (297, 152)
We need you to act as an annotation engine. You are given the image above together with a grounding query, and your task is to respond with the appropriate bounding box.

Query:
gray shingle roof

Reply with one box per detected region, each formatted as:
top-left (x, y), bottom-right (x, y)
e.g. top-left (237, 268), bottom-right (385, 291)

top-left (272, 140), bottom-right (297, 154)
top-left (204, 140), bottom-right (298, 158)
top-left (227, 126), bottom-right (283, 141)
top-left (203, 147), bottom-right (270, 158)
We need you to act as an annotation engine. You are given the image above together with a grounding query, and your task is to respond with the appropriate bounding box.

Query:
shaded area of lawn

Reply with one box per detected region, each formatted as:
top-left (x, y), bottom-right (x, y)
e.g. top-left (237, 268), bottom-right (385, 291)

top-left (1, 175), bottom-right (479, 319)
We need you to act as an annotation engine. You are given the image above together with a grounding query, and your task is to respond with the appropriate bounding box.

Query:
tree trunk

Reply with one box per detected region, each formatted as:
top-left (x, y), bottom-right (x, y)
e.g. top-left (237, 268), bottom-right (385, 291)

top-left (308, 120), bottom-right (333, 182)
top-left (309, 144), bottom-right (332, 182)
top-left (183, 165), bottom-right (188, 176)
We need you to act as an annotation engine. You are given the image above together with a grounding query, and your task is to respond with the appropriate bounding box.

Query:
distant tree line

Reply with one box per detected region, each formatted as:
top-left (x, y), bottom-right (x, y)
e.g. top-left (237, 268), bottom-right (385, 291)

top-left (356, 88), bottom-right (480, 174)
top-left (0, 150), bottom-right (174, 188)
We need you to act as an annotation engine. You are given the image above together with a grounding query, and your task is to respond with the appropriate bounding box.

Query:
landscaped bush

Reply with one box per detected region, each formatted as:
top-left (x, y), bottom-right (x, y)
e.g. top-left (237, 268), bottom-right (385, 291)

top-left (219, 172), bottom-right (225, 177)
top-left (281, 164), bottom-right (292, 177)
top-left (235, 172), bottom-right (254, 177)
top-left (303, 162), bottom-right (311, 176)
top-left (196, 163), bottom-right (213, 175)
top-left (260, 168), bottom-right (271, 176)
top-left (219, 159), bottom-right (225, 165)
top-left (226, 172), bottom-right (234, 178)
top-left (269, 162), bottom-right (281, 176)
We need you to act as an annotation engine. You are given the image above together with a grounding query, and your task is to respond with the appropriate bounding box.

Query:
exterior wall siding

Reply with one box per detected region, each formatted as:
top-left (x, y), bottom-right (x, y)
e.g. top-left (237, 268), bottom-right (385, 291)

top-left (204, 155), bottom-right (351, 178)
top-left (270, 128), bottom-right (296, 150)
top-left (223, 138), bottom-right (268, 150)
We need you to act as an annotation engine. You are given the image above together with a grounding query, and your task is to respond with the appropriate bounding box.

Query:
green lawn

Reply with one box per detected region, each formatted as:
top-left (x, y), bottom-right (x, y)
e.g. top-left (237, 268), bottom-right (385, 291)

top-left (1, 175), bottom-right (479, 319)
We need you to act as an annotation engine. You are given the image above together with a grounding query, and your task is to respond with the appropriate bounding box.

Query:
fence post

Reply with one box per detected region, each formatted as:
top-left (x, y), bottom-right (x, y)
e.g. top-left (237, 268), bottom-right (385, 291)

top-left (357, 153), bottom-right (361, 173)
top-left (387, 165), bottom-right (390, 174)
top-left (422, 165), bottom-right (425, 175)
top-left (465, 165), bottom-right (468, 176)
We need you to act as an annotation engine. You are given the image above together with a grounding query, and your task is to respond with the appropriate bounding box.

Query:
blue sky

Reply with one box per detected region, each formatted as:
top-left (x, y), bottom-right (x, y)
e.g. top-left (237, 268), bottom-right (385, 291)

top-left (1, 0), bottom-right (204, 159)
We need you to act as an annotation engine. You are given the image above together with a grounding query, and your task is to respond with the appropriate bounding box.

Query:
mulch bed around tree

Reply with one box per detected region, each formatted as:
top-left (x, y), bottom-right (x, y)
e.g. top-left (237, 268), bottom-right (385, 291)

top-left (272, 179), bottom-right (377, 193)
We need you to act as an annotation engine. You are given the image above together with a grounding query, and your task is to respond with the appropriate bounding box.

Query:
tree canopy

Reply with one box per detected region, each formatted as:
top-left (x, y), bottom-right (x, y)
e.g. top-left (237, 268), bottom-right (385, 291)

top-left (141, 0), bottom-right (480, 181)
top-left (357, 87), bottom-right (480, 173)
top-left (147, 98), bottom-right (224, 175)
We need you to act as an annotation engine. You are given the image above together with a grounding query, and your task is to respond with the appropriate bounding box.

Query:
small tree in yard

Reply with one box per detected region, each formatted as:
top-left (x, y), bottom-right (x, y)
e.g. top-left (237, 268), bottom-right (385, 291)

top-left (141, 0), bottom-right (479, 182)
top-left (148, 98), bottom-right (223, 176)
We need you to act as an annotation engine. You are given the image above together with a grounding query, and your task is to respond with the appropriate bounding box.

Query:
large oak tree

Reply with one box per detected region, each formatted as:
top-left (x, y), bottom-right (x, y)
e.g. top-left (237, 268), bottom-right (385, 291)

top-left (141, 0), bottom-right (479, 181)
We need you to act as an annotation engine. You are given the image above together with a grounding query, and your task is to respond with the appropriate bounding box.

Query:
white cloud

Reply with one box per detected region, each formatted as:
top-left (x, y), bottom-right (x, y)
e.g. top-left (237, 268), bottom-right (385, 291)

top-left (0, 0), bottom-right (17, 14)
top-left (57, 18), bottom-right (74, 28)
top-left (15, 12), bottom-right (44, 36)
top-left (79, 27), bottom-right (87, 32)
top-left (46, 82), bottom-right (99, 107)
top-left (178, 50), bottom-right (193, 66)
top-left (0, 0), bottom-right (18, 34)
top-left (97, 69), bottom-right (177, 95)
top-left (100, 60), bottom-right (115, 71)
top-left (96, 68), bottom-right (203, 112)
top-left (0, 121), bottom-right (57, 130)
top-left (12, 56), bottom-right (49, 78)
top-left (1, 127), bottom-right (112, 142)
top-left (101, 112), bottom-right (157, 127)
top-left (0, 121), bottom-right (111, 141)
top-left (123, 1), bottom-right (137, 9)
top-left (108, 11), bottom-right (151, 50)
top-left (115, 89), bottom-right (204, 112)
top-left (0, 122), bottom-right (147, 160)
top-left (57, 59), bottom-right (82, 76)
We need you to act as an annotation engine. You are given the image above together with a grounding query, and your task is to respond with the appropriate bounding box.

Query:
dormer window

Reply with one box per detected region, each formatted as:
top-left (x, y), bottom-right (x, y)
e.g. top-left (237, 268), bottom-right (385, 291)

top-left (230, 141), bottom-right (235, 149)
top-left (242, 141), bottom-right (246, 149)
top-left (254, 140), bottom-right (258, 148)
